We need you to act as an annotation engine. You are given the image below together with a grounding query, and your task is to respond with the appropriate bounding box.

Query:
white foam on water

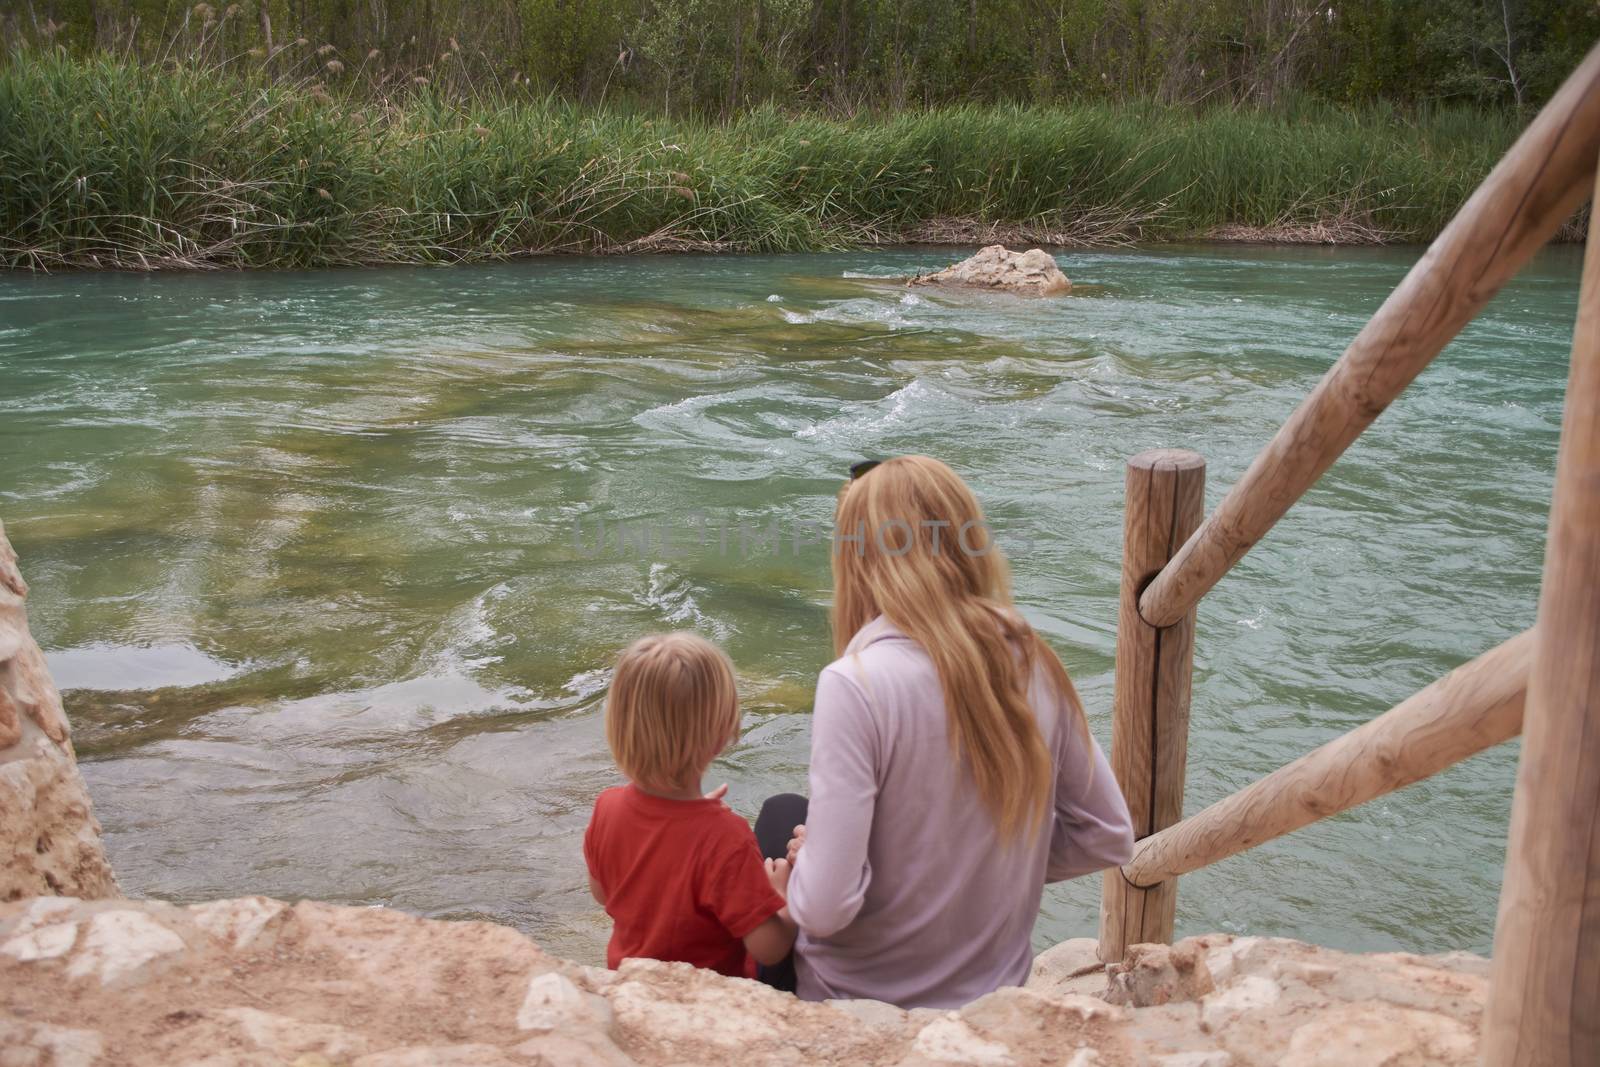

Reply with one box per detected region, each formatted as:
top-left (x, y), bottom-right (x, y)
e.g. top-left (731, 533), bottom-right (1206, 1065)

top-left (418, 582), bottom-right (511, 673)
top-left (564, 668), bottom-right (611, 701)
top-left (636, 562), bottom-right (731, 640)
top-left (779, 295), bottom-right (918, 329)
top-left (794, 379), bottom-right (940, 443)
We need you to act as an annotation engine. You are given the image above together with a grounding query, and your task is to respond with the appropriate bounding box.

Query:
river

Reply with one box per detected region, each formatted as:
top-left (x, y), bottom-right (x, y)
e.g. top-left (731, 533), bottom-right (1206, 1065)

top-left (0, 244), bottom-right (1580, 962)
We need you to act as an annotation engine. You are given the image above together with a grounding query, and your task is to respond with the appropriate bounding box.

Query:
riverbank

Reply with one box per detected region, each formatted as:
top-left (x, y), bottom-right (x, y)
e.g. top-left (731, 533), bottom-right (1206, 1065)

top-left (0, 545), bottom-right (1494, 1062)
top-left (1, 52), bottom-right (1560, 271)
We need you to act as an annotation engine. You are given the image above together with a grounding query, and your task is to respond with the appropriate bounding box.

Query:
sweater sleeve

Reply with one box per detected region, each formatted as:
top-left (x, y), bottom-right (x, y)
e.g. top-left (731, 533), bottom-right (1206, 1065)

top-left (1046, 696), bottom-right (1135, 883)
top-left (785, 664), bottom-right (878, 938)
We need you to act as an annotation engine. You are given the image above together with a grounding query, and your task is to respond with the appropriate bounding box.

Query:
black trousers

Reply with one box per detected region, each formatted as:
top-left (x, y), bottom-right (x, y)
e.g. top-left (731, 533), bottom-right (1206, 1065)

top-left (753, 793), bottom-right (809, 993)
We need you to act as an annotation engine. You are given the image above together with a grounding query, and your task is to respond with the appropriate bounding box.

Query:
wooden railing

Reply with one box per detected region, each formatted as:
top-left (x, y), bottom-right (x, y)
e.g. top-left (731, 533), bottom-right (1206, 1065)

top-left (1093, 41), bottom-right (1600, 1067)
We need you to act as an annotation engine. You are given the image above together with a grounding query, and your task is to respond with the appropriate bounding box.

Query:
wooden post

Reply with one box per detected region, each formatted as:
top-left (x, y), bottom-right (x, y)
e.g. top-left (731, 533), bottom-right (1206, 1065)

top-left (1480, 165), bottom-right (1600, 1067)
top-left (1099, 449), bottom-right (1204, 962)
top-left (1121, 629), bottom-right (1533, 887)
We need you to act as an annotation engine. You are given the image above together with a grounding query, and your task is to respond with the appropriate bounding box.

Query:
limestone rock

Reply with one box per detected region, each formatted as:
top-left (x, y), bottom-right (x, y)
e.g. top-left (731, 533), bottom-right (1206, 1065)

top-left (1155, 1053), bottom-right (1233, 1067)
top-left (911, 1014), bottom-right (1014, 1065)
top-left (65, 909), bottom-right (187, 985)
top-left (828, 996), bottom-right (911, 1031)
top-left (220, 1006), bottom-right (372, 1060)
top-left (187, 896), bottom-right (288, 951)
top-left (1199, 975), bottom-right (1281, 1032)
top-left (4, 920), bottom-right (78, 961)
top-left (354, 1045), bottom-right (526, 1067)
top-left (0, 519), bottom-right (119, 903)
top-left (0, 899), bottom-right (1495, 1065)
top-left (907, 245), bottom-right (1071, 295)
top-left (1026, 936), bottom-right (1106, 998)
top-left (1103, 941), bottom-right (1215, 1008)
top-left (605, 956), bottom-right (890, 1063)
top-left (517, 970), bottom-right (609, 1032)
top-left (1279, 1002), bottom-right (1476, 1067)
top-left (958, 985), bottom-right (1129, 1064)
top-left (0, 1016), bottom-right (103, 1067)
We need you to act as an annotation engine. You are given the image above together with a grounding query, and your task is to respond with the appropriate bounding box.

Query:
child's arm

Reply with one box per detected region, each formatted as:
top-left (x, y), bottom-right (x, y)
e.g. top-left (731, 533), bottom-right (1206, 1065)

top-left (742, 914), bottom-right (797, 966)
top-left (588, 875), bottom-right (607, 906)
top-left (741, 857), bottom-right (797, 965)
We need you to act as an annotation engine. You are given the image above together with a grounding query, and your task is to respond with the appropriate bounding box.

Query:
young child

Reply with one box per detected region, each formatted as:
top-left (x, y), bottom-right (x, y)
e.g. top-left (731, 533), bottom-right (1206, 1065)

top-left (584, 631), bottom-right (795, 980)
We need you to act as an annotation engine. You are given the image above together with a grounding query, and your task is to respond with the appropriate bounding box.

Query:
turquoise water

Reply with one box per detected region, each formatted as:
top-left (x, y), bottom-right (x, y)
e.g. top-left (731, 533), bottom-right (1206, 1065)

top-left (0, 244), bottom-right (1580, 962)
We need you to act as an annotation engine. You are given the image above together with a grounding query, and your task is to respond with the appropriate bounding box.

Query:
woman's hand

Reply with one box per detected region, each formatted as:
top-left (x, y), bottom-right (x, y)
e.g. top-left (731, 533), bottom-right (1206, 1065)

top-left (703, 783), bottom-right (729, 805)
top-left (786, 824), bottom-right (806, 866)
top-left (764, 857), bottom-right (792, 898)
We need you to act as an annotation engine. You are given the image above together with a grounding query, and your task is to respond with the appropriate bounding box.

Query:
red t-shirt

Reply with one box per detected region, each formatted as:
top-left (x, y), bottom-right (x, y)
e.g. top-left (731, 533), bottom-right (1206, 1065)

top-left (584, 785), bottom-right (785, 979)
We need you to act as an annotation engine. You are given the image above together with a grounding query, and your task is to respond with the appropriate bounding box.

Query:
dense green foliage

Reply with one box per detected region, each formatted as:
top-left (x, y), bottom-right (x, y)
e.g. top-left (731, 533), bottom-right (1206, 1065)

top-left (8, 0), bottom-right (1595, 115)
top-left (1, 50), bottom-right (1529, 269)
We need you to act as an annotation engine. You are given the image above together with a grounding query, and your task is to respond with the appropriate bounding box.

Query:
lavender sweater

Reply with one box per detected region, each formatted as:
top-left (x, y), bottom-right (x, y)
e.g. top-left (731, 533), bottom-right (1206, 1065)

top-left (785, 615), bottom-right (1135, 1009)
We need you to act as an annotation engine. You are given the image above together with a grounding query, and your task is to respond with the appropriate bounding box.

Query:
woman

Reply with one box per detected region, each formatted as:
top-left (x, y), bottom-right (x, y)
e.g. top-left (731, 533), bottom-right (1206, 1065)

top-left (761, 456), bottom-right (1134, 1009)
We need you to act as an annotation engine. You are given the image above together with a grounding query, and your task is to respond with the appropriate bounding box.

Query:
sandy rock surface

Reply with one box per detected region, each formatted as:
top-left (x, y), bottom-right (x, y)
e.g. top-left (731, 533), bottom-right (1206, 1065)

top-left (907, 245), bottom-right (1072, 295)
top-left (2, 896), bottom-right (1491, 1066)
top-left (0, 520), bottom-right (119, 904)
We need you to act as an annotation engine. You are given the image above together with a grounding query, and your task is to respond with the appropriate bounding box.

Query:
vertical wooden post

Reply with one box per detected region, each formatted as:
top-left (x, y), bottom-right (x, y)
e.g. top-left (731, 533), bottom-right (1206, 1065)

top-left (1481, 170), bottom-right (1600, 1066)
top-left (1099, 449), bottom-right (1205, 962)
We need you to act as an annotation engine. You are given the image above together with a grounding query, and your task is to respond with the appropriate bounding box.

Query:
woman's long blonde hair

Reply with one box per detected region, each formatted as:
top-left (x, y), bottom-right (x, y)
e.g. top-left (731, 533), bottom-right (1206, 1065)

top-left (832, 455), bottom-right (1086, 839)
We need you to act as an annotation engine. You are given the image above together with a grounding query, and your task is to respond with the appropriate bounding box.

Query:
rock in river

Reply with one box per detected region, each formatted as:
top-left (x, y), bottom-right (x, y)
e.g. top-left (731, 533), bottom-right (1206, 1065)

top-left (908, 245), bottom-right (1072, 295)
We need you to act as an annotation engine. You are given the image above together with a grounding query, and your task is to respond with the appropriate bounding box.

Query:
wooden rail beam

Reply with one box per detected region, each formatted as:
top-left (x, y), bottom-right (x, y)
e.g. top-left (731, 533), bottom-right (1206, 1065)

top-left (1481, 162), bottom-right (1600, 1067)
top-left (1099, 449), bottom-right (1205, 962)
top-left (1120, 630), bottom-right (1532, 888)
top-left (1137, 41), bottom-right (1600, 630)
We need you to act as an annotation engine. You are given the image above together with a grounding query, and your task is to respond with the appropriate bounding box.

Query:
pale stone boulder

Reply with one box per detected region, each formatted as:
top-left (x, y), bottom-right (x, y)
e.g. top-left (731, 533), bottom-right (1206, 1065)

top-left (2, 917), bottom-right (79, 961)
top-left (959, 985), bottom-right (1131, 1065)
top-left (1026, 936), bottom-right (1107, 998)
top-left (907, 245), bottom-right (1072, 295)
top-left (65, 909), bottom-right (186, 985)
top-left (1279, 1002), bottom-right (1476, 1067)
top-left (604, 956), bottom-right (892, 1063)
top-left (911, 1014), bottom-right (1015, 1065)
top-left (186, 896), bottom-right (288, 951)
top-left (1103, 940), bottom-right (1216, 1008)
top-left (0, 519), bottom-right (119, 904)
top-left (0, 1016), bottom-right (103, 1067)
top-left (219, 1006), bottom-right (373, 1061)
top-left (0, 898), bottom-right (1500, 1066)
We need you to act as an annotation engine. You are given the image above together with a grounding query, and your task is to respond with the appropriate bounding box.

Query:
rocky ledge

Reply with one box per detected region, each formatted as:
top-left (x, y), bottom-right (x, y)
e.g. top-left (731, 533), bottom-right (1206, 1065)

top-left (907, 245), bottom-right (1072, 295)
top-left (2, 895), bottom-right (1488, 1067)
top-left (1, 519), bottom-right (119, 906)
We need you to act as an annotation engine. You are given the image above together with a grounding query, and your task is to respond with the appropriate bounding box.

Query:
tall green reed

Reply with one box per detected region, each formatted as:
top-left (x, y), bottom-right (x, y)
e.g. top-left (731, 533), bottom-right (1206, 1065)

top-left (0, 50), bottom-right (1528, 270)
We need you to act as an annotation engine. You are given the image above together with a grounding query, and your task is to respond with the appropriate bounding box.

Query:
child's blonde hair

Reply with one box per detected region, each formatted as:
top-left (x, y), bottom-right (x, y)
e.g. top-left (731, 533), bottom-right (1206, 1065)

top-left (606, 631), bottom-right (740, 793)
